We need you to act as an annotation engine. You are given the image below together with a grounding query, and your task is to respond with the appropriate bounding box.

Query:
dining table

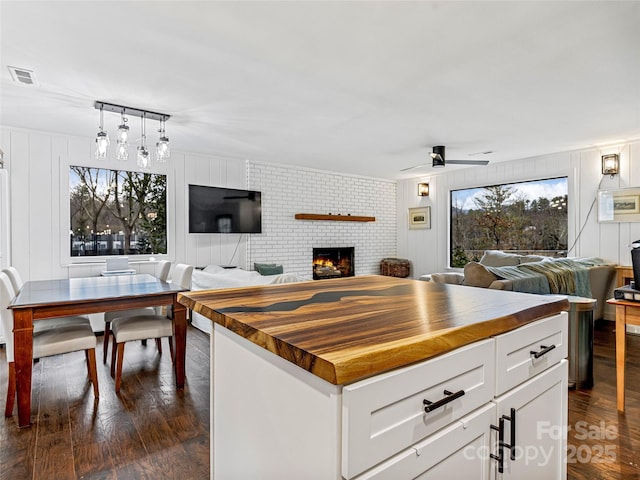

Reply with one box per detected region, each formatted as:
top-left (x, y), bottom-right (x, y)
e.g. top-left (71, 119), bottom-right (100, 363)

top-left (8, 273), bottom-right (189, 428)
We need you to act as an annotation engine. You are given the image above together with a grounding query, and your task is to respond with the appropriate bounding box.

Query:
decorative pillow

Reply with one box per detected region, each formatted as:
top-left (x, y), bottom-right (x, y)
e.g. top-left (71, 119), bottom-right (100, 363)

top-left (479, 250), bottom-right (521, 267)
top-left (463, 262), bottom-right (498, 288)
top-left (255, 263), bottom-right (283, 276)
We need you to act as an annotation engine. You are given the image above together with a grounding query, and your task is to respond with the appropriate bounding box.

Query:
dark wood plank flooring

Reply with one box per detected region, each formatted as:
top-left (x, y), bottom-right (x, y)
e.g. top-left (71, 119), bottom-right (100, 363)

top-left (0, 325), bottom-right (210, 480)
top-left (0, 320), bottom-right (639, 479)
top-left (567, 320), bottom-right (640, 480)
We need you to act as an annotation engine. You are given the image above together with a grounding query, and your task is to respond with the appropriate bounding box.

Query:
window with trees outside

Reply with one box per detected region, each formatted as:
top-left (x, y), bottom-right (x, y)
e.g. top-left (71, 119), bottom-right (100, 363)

top-left (450, 177), bottom-right (568, 268)
top-left (70, 166), bottom-right (167, 257)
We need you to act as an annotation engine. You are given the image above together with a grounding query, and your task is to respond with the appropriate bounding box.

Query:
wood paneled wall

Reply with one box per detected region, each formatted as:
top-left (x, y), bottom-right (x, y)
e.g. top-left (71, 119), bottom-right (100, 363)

top-left (397, 142), bottom-right (640, 280)
top-left (0, 126), bottom-right (248, 281)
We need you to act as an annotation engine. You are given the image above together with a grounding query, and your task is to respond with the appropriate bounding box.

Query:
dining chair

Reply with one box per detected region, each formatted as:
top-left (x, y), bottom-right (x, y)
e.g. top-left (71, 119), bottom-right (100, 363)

top-left (102, 260), bottom-right (171, 363)
top-left (0, 272), bottom-right (99, 417)
top-left (2, 266), bottom-right (92, 332)
top-left (110, 263), bottom-right (193, 393)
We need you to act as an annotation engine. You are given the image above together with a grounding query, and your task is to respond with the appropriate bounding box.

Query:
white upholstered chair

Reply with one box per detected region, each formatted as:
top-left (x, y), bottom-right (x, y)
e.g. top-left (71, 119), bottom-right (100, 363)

top-left (110, 263), bottom-right (193, 393)
top-left (102, 260), bottom-right (171, 363)
top-left (0, 272), bottom-right (99, 416)
top-left (2, 266), bottom-right (91, 332)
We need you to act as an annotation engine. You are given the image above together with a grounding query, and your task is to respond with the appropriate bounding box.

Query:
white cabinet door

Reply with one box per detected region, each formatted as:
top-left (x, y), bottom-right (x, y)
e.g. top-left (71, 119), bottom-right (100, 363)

top-left (355, 403), bottom-right (496, 480)
top-left (493, 360), bottom-right (568, 480)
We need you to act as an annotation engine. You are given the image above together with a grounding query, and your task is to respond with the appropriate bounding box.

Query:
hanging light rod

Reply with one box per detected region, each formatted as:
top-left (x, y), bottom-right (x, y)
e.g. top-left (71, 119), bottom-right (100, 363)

top-left (93, 101), bottom-right (170, 123)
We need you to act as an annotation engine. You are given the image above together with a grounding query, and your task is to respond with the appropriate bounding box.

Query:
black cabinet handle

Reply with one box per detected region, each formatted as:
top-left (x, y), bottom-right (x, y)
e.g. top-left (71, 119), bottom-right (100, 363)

top-left (530, 344), bottom-right (556, 359)
top-left (423, 389), bottom-right (465, 413)
top-left (502, 408), bottom-right (516, 461)
top-left (490, 418), bottom-right (505, 473)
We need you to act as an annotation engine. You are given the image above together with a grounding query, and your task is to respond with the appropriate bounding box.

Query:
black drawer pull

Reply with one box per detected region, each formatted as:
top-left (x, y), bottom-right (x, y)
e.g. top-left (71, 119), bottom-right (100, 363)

top-left (530, 344), bottom-right (555, 359)
top-left (423, 389), bottom-right (465, 413)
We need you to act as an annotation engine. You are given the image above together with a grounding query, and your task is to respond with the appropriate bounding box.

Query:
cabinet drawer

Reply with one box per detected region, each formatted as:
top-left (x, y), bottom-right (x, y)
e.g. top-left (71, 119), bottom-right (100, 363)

top-left (355, 403), bottom-right (496, 480)
top-left (494, 312), bottom-right (568, 396)
top-left (342, 339), bottom-right (495, 479)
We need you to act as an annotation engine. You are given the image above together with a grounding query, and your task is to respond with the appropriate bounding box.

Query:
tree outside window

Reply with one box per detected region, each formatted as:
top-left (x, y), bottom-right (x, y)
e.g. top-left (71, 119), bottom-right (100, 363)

top-left (450, 177), bottom-right (568, 267)
top-left (70, 166), bottom-right (167, 256)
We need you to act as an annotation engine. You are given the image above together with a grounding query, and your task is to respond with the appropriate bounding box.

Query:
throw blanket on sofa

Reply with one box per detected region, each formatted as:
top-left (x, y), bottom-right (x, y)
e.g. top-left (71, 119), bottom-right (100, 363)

top-left (487, 257), bottom-right (608, 297)
top-left (484, 265), bottom-right (551, 294)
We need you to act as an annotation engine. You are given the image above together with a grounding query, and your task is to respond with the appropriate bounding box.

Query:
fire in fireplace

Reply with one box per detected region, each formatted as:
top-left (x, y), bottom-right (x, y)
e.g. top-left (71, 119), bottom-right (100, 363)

top-left (312, 247), bottom-right (354, 280)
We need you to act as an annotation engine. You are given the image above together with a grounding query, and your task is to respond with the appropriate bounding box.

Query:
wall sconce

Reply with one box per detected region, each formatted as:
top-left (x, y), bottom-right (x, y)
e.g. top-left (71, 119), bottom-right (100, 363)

top-left (602, 154), bottom-right (619, 177)
top-left (418, 183), bottom-right (430, 196)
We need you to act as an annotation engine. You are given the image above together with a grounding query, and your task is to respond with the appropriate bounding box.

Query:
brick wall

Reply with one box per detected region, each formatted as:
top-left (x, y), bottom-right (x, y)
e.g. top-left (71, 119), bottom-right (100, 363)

top-left (248, 162), bottom-right (397, 279)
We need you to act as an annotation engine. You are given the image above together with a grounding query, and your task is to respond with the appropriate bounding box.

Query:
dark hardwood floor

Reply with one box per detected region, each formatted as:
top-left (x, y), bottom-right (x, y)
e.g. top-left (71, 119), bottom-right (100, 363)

top-left (0, 325), bottom-right (210, 480)
top-left (0, 319), bottom-right (639, 479)
top-left (567, 320), bottom-right (640, 480)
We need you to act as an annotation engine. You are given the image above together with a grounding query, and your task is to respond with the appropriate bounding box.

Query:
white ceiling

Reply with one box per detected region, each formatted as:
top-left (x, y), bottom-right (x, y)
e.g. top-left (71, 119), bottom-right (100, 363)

top-left (1, 1), bottom-right (639, 180)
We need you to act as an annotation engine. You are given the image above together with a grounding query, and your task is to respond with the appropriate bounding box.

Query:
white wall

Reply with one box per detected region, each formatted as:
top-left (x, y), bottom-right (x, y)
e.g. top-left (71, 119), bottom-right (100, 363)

top-left (248, 161), bottom-right (397, 279)
top-left (397, 142), bottom-right (640, 278)
top-left (0, 126), bottom-right (249, 280)
top-left (0, 126), bottom-right (398, 284)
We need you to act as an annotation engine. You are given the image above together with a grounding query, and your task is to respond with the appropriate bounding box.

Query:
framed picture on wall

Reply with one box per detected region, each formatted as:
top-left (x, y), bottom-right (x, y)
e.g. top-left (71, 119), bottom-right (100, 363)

top-left (409, 207), bottom-right (431, 229)
top-left (598, 187), bottom-right (640, 222)
top-left (613, 195), bottom-right (640, 215)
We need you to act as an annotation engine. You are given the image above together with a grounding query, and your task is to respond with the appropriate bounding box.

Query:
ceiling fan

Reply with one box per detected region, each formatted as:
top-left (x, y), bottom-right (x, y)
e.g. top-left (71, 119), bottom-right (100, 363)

top-left (401, 145), bottom-right (490, 171)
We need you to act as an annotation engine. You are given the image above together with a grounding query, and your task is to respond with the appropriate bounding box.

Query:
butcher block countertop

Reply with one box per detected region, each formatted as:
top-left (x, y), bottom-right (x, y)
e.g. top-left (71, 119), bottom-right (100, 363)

top-left (178, 275), bottom-right (569, 385)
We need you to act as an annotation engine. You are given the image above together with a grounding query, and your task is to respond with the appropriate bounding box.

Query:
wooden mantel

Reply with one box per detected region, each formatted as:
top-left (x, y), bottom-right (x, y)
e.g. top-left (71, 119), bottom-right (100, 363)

top-left (294, 213), bottom-right (375, 222)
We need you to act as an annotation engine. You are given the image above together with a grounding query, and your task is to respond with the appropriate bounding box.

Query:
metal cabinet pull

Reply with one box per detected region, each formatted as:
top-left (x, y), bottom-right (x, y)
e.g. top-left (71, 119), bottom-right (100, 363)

top-left (502, 408), bottom-right (517, 461)
top-left (530, 344), bottom-right (555, 359)
top-left (490, 418), bottom-right (505, 473)
top-left (423, 389), bottom-right (465, 413)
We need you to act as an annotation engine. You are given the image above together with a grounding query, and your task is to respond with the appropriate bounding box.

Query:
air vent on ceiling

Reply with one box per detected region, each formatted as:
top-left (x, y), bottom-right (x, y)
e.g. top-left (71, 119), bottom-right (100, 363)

top-left (8, 66), bottom-right (38, 86)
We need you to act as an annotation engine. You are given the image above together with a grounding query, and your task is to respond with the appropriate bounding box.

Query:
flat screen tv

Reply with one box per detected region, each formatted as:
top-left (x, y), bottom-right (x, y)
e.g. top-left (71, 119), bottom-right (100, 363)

top-left (188, 184), bottom-right (262, 234)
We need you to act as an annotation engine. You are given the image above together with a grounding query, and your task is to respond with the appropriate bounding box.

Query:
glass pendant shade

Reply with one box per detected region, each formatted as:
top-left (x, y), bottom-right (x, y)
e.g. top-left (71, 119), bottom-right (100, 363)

top-left (116, 123), bottom-right (129, 145)
top-left (95, 131), bottom-right (110, 160)
top-left (116, 143), bottom-right (129, 161)
top-left (156, 136), bottom-right (170, 163)
top-left (137, 146), bottom-right (150, 171)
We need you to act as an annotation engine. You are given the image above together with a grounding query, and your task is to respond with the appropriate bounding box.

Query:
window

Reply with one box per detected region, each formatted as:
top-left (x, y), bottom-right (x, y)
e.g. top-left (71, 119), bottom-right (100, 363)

top-left (450, 177), bottom-right (568, 267)
top-left (69, 166), bottom-right (167, 257)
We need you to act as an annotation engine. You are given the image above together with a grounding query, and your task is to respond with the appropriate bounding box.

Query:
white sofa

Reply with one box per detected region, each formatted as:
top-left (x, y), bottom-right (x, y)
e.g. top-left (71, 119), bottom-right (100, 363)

top-left (190, 265), bottom-right (306, 333)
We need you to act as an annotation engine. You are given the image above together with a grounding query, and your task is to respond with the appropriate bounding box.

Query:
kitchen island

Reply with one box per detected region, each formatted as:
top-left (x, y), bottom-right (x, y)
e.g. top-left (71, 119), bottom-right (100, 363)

top-left (179, 275), bottom-right (570, 479)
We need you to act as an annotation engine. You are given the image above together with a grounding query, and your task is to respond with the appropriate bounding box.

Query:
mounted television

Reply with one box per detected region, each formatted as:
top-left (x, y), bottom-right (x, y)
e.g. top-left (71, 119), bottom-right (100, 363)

top-left (188, 184), bottom-right (262, 234)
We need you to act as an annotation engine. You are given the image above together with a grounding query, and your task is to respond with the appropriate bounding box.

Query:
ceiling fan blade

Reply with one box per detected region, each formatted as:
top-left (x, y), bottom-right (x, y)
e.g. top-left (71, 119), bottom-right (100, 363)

top-left (445, 160), bottom-right (490, 166)
top-left (400, 163), bottom-right (428, 172)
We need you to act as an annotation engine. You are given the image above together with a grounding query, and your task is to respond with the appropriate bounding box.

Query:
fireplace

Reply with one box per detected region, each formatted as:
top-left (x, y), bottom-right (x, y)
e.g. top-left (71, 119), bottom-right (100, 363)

top-left (312, 247), bottom-right (354, 280)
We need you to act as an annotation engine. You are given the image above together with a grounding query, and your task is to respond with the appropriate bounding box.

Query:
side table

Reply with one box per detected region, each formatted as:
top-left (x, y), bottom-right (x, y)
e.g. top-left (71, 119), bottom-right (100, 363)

top-left (606, 298), bottom-right (640, 412)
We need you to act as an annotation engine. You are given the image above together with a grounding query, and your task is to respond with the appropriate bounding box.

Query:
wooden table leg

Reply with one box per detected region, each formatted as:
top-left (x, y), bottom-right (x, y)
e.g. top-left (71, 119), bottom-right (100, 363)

top-left (615, 304), bottom-right (626, 412)
top-left (172, 295), bottom-right (187, 388)
top-left (12, 308), bottom-right (34, 427)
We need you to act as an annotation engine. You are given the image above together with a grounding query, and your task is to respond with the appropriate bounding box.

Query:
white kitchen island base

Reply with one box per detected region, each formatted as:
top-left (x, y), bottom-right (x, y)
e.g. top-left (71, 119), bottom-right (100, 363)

top-left (211, 312), bottom-right (568, 480)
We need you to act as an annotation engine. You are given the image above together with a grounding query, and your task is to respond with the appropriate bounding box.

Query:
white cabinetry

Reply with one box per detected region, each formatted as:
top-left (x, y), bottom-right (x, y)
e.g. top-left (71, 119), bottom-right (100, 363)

top-left (494, 361), bottom-right (567, 479)
top-left (211, 312), bottom-right (568, 480)
top-left (342, 339), bottom-right (495, 478)
top-left (492, 313), bottom-right (568, 479)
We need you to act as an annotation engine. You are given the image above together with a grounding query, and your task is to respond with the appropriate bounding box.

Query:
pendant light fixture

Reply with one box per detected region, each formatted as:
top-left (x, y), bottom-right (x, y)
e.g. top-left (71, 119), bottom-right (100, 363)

top-left (95, 105), bottom-right (110, 160)
top-left (156, 118), bottom-right (170, 163)
top-left (137, 112), bottom-right (151, 171)
top-left (116, 111), bottom-right (129, 161)
top-left (93, 101), bottom-right (170, 169)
